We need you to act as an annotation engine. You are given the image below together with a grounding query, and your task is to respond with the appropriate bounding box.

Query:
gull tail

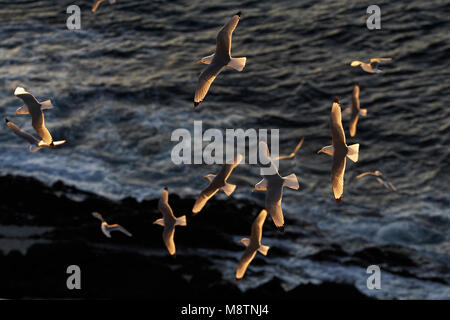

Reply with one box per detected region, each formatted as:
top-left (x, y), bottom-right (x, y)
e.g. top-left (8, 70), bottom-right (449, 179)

top-left (359, 108), bottom-right (367, 116)
top-left (257, 244), bottom-right (270, 256)
top-left (175, 215), bottom-right (187, 227)
top-left (40, 100), bottom-right (53, 110)
top-left (282, 173), bottom-right (299, 190)
top-left (346, 144), bottom-right (359, 162)
top-left (221, 182), bottom-right (237, 196)
top-left (153, 218), bottom-right (165, 226)
top-left (227, 57), bottom-right (247, 72)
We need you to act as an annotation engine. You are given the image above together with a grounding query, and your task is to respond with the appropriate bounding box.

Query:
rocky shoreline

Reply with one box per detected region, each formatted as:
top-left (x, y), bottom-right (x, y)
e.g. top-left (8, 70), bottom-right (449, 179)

top-left (0, 174), bottom-right (378, 299)
top-left (14, 174), bottom-right (450, 299)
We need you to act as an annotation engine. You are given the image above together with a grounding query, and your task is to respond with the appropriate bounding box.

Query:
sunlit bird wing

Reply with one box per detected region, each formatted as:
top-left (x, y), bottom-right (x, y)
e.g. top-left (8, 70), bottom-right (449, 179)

top-left (273, 137), bottom-right (304, 161)
top-left (194, 62), bottom-right (224, 107)
top-left (216, 13), bottom-right (241, 60)
top-left (235, 248), bottom-right (257, 280)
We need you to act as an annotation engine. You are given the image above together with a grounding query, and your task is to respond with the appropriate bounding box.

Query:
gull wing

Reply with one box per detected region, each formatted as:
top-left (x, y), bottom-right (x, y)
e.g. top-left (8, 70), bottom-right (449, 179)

top-left (352, 85), bottom-right (360, 111)
top-left (250, 210), bottom-right (267, 245)
top-left (370, 57), bottom-right (392, 63)
top-left (163, 227), bottom-right (176, 256)
top-left (92, 211), bottom-right (104, 221)
top-left (158, 188), bottom-right (176, 222)
top-left (5, 118), bottom-right (39, 145)
top-left (192, 183), bottom-right (220, 214)
top-left (32, 112), bottom-right (53, 145)
top-left (194, 62), bottom-right (224, 106)
top-left (216, 153), bottom-right (243, 182)
top-left (349, 114), bottom-right (359, 137)
top-left (110, 224), bottom-right (132, 237)
top-left (274, 137), bottom-right (304, 161)
top-left (331, 155), bottom-right (346, 202)
top-left (330, 98), bottom-right (346, 147)
top-left (356, 171), bottom-right (376, 179)
top-left (216, 13), bottom-right (241, 60)
top-left (92, 0), bottom-right (105, 13)
top-left (14, 87), bottom-right (41, 107)
top-left (235, 248), bottom-right (257, 280)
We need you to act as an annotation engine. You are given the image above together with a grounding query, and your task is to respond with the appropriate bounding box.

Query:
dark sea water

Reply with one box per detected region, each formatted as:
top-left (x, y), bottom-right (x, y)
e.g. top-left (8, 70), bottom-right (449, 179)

top-left (0, 0), bottom-right (449, 299)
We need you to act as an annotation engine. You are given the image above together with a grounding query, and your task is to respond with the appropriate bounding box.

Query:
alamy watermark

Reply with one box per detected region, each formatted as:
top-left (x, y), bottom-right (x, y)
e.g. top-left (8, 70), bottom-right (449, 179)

top-left (367, 5), bottom-right (381, 30)
top-left (66, 5), bottom-right (81, 30)
top-left (366, 265), bottom-right (381, 290)
top-left (171, 121), bottom-right (280, 175)
top-left (66, 265), bottom-right (81, 290)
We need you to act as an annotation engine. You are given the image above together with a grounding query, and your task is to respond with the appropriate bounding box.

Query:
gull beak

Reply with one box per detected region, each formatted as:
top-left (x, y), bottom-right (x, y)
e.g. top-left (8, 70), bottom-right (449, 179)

top-left (197, 60), bottom-right (203, 64)
top-left (251, 188), bottom-right (256, 193)
top-left (317, 150), bottom-right (322, 154)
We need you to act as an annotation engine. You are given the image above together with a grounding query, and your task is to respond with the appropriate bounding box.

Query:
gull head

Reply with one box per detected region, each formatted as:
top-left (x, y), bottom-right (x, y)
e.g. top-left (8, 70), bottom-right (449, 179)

top-left (14, 86), bottom-right (28, 96)
top-left (198, 54), bottom-right (214, 65)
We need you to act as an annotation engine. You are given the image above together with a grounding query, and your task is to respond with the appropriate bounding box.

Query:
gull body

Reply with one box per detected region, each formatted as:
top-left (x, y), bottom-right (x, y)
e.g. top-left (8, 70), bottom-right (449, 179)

top-left (236, 209), bottom-right (270, 280)
top-left (194, 12), bottom-right (247, 107)
top-left (14, 87), bottom-right (66, 148)
top-left (350, 58), bottom-right (392, 73)
top-left (154, 187), bottom-right (187, 257)
top-left (343, 85), bottom-right (367, 137)
top-left (253, 141), bottom-right (299, 232)
top-left (192, 154), bottom-right (243, 215)
top-left (356, 170), bottom-right (397, 191)
top-left (318, 98), bottom-right (359, 203)
top-left (92, 212), bottom-right (132, 238)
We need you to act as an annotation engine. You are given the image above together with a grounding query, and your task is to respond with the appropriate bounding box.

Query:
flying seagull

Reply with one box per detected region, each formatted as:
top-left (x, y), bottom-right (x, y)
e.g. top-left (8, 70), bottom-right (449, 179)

top-left (253, 141), bottom-right (299, 232)
top-left (154, 187), bottom-right (187, 257)
top-left (236, 209), bottom-right (270, 280)
top-left (317, 97), bottom-right (360, 203)
top-left (192, 153), bottom-right (243, 215)
top-left (92, 0), bottom-right (116, 13)
top-left (5, 118), bottom-right (43, 153)
top-left (356, 170), bottom-right (397, 191)
top-left (92, 211), bottom-right (133, 238)
top-left (14, 86), bottom-right (66, 148)
top-left (350, 58), bottom-right (392, 73)
top-left (343, 85), bottom-right (367, 137)
top-left (194, 11), bottom-right (247, 107)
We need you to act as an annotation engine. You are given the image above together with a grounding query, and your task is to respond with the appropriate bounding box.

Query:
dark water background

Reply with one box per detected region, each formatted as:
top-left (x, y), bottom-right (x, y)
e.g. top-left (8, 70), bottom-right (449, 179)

top-left (0, 0), bottom-right (449, 299)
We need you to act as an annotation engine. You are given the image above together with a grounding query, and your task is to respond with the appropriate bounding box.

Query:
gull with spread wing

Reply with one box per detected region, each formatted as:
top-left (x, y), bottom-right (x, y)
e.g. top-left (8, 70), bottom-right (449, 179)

top-left (343, 85), bottom-right (367, 137)
top-left (350, 57), bottom-right (392, 73)
top-left (253, 141), bottom-right (299, 232)
top-left (154, 187), bottom-right (187, 257)
top-left (194, 12), bottom-right (247, 107)
top-left (356, 170), bottom-right (397, 191)
top-left (5, 118), bottom-right (43, 153)
top-left (236, 209), bottom-right (270, 280)
top-left (92, 211), bottom-right (132, 238)
top-left (192, 153), bottom-right (243, 215)
top-left (14, 86), bottom-right (66, 148)
top-left (318, 98), bottom-right (360, 203)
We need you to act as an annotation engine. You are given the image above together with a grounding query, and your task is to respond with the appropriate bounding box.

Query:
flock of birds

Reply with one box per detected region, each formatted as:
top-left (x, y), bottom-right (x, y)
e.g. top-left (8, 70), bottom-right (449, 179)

top-left (3, 10), bottom-right (397, 280)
